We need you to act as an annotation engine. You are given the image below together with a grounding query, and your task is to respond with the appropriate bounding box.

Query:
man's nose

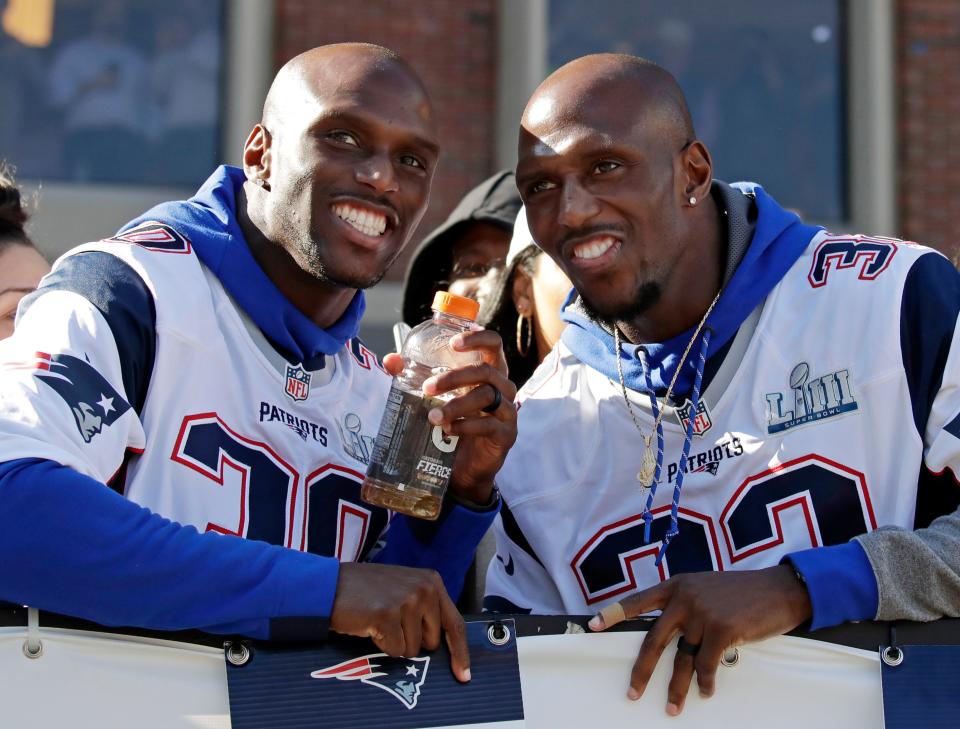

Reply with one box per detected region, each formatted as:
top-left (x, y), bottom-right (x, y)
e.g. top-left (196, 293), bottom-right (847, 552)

top-left (558, 178), bottom-right (600, 230)
top-left (355, 153), bottom-right (399, 194)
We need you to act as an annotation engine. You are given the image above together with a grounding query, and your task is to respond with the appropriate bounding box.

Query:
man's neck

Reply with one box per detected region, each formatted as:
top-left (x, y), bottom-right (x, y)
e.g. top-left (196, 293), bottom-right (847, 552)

top-left (617, 195), bottom-right (726, 345)
top-left (237, 187), bottom-right (356, 330)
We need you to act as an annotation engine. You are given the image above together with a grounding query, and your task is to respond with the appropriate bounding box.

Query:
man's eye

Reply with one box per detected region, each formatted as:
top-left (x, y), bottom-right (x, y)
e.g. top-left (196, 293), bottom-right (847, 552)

top-left (328, 131), bottom-right (359, 146)
top-left (400, 154), bottom-right (425, 169)
top-left (529, 180), bottom-right (557, 194)
top-left (594, 160), bottom-right (621, 174)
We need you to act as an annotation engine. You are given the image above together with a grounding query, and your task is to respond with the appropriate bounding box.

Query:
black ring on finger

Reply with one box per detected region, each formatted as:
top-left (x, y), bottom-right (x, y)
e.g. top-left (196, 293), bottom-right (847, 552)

top-left (481, 385), bottom-right (502, 414)
top-left (677, 635), bottom-right (701, 657)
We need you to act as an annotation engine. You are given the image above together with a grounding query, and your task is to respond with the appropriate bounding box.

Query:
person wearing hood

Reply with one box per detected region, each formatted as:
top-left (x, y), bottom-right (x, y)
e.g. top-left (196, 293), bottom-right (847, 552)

top-left (485, 53), bottom-right (960, 714)
top-left (401, 170), bottom-right (522, 327)
top-left (477, 206), bottom-right (572, 389)
top-left (0, 44), bottom-right (519, 680)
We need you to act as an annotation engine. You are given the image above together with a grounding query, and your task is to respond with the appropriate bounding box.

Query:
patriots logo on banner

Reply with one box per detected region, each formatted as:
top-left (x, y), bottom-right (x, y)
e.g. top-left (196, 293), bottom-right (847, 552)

top-left (284, 364), bottom-right (311, 402)
top-left (311, 654), bottom-right (429, 709)
top-left (676, 399), bottom-right (713, 437)
top-left (28, 352), bottom-right (131, 442)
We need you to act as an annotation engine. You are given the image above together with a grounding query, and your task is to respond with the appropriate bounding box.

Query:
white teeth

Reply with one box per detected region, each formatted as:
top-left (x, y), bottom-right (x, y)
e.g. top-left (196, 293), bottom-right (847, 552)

top-left (332, 203), bottom-right (388, 237)
top-left (573, 236), bottom-right (616, 260)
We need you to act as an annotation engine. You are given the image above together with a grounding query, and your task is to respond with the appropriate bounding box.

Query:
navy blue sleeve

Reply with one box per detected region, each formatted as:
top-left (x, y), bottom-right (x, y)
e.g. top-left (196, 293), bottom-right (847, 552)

top-left (0, 458), bottom-right (340, 640)
top-left (900, 251), bottom-right (960, 437)
top-left (19, 252), bottom-right (156, 413)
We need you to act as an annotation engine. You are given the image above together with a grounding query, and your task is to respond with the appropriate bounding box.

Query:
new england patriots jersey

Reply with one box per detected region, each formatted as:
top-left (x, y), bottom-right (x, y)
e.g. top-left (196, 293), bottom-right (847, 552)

top-left (0, 224), bottom-right (394, 560)
top-left (485, 231), bottom-right (960, 617)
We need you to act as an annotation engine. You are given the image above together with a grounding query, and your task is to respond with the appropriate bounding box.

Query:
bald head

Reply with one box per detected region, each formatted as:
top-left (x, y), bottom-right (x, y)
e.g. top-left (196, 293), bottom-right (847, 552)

top-left (523, 53), bottom-right (694, 154)
top-left (262, 43), bottom-right (434, 135)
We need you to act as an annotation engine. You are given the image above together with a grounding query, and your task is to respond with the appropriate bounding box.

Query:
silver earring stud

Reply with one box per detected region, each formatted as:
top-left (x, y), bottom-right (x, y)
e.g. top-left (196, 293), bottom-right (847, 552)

top-left (688, 196), bottom-right (697, 205)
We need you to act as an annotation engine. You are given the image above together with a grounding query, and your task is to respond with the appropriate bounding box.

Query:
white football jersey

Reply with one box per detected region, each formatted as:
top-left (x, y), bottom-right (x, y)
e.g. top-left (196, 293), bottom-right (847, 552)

top-left (0, 224), bottom-right (393, 562)
top-left (486, 232), bottom-right (960, 615)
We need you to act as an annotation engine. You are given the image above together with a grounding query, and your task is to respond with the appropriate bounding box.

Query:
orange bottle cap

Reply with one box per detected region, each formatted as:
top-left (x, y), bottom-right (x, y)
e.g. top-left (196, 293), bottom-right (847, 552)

top-left (431, 291), bottom-right (479, 321)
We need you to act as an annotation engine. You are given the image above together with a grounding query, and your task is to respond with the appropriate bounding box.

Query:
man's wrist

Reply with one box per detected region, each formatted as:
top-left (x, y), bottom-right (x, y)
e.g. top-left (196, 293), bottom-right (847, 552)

top-left (447, 484), bottom-right (500, 512)
top-left (449, 475), bottom-right (496, 505)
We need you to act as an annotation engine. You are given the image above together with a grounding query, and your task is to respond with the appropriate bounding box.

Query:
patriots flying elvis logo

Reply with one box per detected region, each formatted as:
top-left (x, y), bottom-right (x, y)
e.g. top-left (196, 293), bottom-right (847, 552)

top-left (310, 653), bottom-right (429, 709)
top-left (29, 352), bottom-right (130, 442)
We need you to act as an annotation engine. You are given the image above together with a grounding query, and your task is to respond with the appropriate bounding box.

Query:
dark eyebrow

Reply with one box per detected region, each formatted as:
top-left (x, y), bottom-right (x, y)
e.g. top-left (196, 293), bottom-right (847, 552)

top-left (309, 109), bottom-right (440, 157)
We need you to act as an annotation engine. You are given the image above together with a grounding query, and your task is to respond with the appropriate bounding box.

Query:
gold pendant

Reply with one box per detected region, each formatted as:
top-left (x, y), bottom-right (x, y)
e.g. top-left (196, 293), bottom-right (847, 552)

top-left (637, 445), bottom-right (657, 488)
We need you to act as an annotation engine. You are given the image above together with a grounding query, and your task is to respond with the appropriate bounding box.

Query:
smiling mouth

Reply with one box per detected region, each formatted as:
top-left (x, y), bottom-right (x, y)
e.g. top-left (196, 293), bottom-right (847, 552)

top-left (572, 235), bottom-right (619, 261)
top-left (331, 202), bottom-right (389, 237)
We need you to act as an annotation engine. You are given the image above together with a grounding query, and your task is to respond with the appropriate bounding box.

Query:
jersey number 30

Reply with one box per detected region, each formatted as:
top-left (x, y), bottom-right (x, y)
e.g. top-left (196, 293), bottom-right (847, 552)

top-left (572, 454), bottom-right (877, 604)
top-left (171, 413), bottom-right (387, 562)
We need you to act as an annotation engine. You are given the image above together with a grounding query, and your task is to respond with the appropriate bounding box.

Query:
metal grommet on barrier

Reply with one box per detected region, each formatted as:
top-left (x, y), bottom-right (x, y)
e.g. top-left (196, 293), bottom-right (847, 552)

top-left (23, 606), bottom-right (42, 659)
top-left (881, 645), bottom-right (904, 667)
top-left (225, 642), bottom-right (251, 666)
top-left (487, 621), bottom-right (511, 646)
top-left (22, 639), bottom-right (43, 659)
top-left (720, 647), bottom-right (740, 667)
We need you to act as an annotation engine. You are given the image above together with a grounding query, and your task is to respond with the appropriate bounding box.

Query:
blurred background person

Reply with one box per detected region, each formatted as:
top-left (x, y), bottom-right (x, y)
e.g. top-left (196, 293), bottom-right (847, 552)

top-left (148, 3), bottom-right (220, 187)
top-left (0, 164), bottom-right (49, 340)
top-left (478, 208), bottom-right (572, 389)
top-left (401, 170), bottom-right (522, 327)
top-left (47, 0), bottom-right (147, 183)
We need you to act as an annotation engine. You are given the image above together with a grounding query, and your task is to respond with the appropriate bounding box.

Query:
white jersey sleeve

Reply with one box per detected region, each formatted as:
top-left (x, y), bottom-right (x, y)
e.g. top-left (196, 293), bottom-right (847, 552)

top-left (0, 287), bottom-right (145, 482)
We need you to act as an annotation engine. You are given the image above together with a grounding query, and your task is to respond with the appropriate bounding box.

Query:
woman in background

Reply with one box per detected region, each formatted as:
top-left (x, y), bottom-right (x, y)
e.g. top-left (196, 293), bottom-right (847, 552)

top-left (478, 207), bottom-right (572, 388)
top-left (0, 166), bottom-right (50, 340)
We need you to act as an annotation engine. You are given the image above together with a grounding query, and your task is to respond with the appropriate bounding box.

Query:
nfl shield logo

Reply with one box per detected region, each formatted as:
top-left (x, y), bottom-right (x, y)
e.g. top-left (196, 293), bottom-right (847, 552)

top-left (677, 400), bottom-right (713, 437)
top-left (285, 364), bottom-right (311, 402)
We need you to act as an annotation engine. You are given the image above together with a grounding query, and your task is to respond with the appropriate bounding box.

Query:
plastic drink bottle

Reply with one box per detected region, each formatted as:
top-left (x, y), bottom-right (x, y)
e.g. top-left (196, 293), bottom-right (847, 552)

top-left (361, 291), bottom-right (481, 520)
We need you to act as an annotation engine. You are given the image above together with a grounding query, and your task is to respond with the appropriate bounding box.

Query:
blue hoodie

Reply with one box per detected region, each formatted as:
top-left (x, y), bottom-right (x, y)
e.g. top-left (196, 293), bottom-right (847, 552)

top-left (559, 183), bottom-right (878, 630)
top-left (0, 166), bottom-right (497, 639)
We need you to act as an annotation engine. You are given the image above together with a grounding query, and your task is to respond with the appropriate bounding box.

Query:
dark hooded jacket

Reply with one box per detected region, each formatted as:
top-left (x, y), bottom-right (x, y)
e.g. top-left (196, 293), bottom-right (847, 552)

top-left (401, 170), bottom-right (522, 326)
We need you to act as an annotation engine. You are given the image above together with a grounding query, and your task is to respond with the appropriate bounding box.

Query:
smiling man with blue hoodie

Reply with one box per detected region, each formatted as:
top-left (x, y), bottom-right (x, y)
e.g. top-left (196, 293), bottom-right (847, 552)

top-left (485, 53), bottom-right (960, 714)
top-left (0, 43), bottom-right (520, 681)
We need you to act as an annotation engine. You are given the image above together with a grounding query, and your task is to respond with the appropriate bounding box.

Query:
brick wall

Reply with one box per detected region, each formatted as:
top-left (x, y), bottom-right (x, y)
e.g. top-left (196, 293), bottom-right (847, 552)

top-left (899, 0), bottom-right (960, 258)
top-left (274, 0), bottom-right (499, 280)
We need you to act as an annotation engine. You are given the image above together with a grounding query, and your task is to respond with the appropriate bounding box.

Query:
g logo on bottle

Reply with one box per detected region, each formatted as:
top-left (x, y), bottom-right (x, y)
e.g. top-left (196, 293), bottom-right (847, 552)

top-left (431, 425), bottom-right (458, 453)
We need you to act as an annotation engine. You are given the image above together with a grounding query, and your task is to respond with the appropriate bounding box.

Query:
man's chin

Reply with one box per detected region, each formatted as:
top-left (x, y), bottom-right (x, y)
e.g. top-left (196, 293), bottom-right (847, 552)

top-left (580, 281), bottom-right (662, 325)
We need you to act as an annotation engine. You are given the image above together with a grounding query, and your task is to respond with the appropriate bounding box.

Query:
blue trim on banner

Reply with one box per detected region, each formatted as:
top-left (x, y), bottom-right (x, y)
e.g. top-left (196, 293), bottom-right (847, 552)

top-left (226, 620), bottom-right (524, 728)
top-left (881, 644), bottom-right (960, 728)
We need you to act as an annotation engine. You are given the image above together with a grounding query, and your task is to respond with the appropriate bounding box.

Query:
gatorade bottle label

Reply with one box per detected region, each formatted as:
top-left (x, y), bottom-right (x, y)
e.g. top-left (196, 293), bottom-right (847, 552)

top-left (367, 383), bottom-right (459, 494)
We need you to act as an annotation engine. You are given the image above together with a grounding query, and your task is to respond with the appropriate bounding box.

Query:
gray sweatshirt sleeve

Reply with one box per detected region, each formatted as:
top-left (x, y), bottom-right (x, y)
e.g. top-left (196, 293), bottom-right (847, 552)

top-left (857, 514), bottom-right (960, 621)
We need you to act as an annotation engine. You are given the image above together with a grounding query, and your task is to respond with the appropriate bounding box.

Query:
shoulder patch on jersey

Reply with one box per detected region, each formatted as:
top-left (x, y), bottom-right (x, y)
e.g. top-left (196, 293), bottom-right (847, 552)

top-left (20, 352), bottom-right (131, 442)
top-left (19, 251), bottom-right (157, 413)
top-left (807, 235), bottom-right (900, 288)
top-left (108, 221), bottom-right (192, 254)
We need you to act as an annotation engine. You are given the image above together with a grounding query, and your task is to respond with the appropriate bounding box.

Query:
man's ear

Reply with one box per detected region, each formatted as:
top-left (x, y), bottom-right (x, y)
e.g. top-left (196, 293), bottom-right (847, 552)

top-left (679, 140), bottom-right (712, 206)
top-left (511, 267), bottom-right (534, 317)
top-left (243, 124), bottom-right (272, 189)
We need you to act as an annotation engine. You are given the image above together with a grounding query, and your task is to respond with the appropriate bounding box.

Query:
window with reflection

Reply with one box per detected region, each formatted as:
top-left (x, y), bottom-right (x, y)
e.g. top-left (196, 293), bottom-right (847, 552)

top-left (0, 0), bottom-right (224, 187)
top-left (549, 0), bottom-right (846, 223)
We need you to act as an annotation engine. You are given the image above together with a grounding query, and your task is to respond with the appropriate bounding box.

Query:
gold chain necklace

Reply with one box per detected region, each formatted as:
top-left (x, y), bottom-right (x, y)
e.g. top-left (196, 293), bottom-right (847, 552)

top-left (613, 289), bottom-right (722, 488)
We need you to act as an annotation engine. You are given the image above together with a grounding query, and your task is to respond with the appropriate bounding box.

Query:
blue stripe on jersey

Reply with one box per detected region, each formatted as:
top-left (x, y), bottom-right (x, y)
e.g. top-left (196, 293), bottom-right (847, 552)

top-left (900, 251), bottom-right (960, 437)
top-left (0, 458), bottom-right (340, 639)
top-left (19, 252), bottom-right (156, 413)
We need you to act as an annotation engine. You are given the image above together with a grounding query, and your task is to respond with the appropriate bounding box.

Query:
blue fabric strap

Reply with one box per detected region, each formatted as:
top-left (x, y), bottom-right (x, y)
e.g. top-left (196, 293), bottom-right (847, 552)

top-left (656, 327), bottom-right (712, 565)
